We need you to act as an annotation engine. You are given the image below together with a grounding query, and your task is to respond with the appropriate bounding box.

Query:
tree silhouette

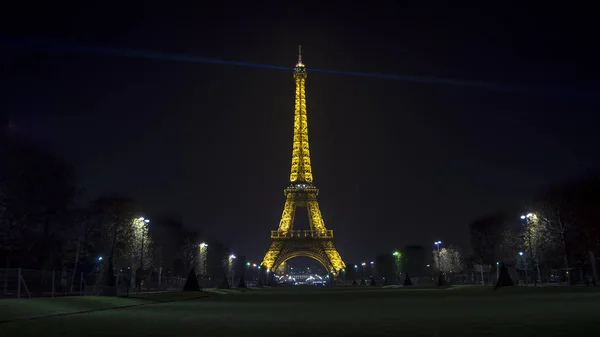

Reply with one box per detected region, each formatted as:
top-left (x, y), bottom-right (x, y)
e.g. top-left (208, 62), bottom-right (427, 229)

top-left (183, 268), bottom-right (200, 291)
top-left (494, 262), bottom-right (514, 289)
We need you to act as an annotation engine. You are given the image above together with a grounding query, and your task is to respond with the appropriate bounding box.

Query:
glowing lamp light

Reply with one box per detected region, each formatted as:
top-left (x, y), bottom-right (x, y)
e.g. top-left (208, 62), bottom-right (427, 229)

top-left (200, 243), bottom-right (207, 248)
top-left (361, 262), bottom-right (366, 266)
top-left (144, 219), bottom-right (150, 223)
top-left (98, 257), bottom-right (103, 261)
top-left (247, 262), bottom-right (251, 266)
top-left (253, 264), bottom-right (257, 267)
top-left (138, 217), bottom-right (145, 221)
top-left (520, 215), bottom-right (526, 219)
top-left (229, 254), bottom-right (236, 260)
top-left (519, 252), bottom-right (524, 256)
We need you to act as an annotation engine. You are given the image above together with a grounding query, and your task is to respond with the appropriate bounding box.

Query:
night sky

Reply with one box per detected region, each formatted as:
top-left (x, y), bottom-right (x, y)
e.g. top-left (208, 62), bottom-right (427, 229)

top-left (2, 4), bottom-right (598, 263)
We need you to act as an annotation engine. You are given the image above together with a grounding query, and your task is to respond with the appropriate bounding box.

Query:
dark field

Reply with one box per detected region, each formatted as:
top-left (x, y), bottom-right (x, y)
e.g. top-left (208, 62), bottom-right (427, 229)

top-left (1, 286), bottom-right (599, 336)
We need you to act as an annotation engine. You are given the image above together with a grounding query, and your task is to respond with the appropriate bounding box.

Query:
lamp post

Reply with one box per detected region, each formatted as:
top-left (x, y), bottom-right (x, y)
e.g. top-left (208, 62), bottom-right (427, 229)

top-left (199, 243), bottom-right (208, 278)
top-left (521, 213), bottom-right (541, 286)
top-left (434, 241), bottom-right (442, 272)
top-left (496, 262), bottom-right (500, 282)
top-left (137, 217), bottom-right (150, 292)
top-left (266, 268), bottom-right (270, 285)
top-left (361, 262), bottom-right (366, 279)
top-left (393, 251), bottom-right (401, 283)
top-left (229, 254), bottom-right (236, 287)
top-left (370, 261), bottom-right (375, 278)
top-left (519, 252), bottom-right (528, 286)
top-left (427, 264), bottom-right (434, 282)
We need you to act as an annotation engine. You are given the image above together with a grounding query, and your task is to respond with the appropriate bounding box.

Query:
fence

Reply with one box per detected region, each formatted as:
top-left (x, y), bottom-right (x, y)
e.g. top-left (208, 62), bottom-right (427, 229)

top-left (1, 268), bottom-right (187, 299)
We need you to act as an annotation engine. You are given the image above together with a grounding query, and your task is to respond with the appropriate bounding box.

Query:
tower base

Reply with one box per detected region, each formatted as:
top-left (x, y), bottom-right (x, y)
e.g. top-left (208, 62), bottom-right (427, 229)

top-left (261, 235), bottom-right (344, 277)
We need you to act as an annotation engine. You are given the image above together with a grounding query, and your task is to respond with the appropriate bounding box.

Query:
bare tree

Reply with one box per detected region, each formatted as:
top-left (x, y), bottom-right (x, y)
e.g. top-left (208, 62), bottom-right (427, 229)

top-left (180, 231), bottom-right (202, 276)
top-left (93, 197), bottom-right (139, 290)
top-left (433, 246), bottom-right (464, 279)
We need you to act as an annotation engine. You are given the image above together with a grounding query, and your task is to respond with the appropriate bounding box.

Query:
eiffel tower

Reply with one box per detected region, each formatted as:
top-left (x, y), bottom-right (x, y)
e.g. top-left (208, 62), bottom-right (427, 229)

top-left (261, 46), bottom-right (346, 277)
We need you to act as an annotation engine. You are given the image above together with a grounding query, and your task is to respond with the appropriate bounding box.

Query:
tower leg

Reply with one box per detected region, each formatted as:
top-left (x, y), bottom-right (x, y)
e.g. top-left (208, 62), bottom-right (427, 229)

top-left (277, 195), bottom-right (296, 233)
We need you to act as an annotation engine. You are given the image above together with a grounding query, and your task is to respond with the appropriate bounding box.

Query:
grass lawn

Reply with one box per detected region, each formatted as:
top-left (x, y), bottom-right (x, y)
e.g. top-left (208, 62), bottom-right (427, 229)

top-left (1, 286), bottom-right (599, 336)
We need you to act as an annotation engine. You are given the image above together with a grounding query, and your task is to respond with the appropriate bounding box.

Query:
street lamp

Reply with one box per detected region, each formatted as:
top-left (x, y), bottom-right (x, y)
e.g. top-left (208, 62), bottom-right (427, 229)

top-left (136, 217), bottom-right (149, 292)
top-left (520, 213), bottom-right (541, 286)
top-left (199, 243), bottom-right (208, 277)
top-left (228, 254), bottom-right (236, 286)
top-left (392, 252), bottom-right (401, 283)
top-left (361, 262), bottom-right (366, 279)
top-left (434, 241), bottom-right (443, 280)
top-left (519, 251), bottom-right (528, 285)
top-left (370, 261), bottom-right (375, 278)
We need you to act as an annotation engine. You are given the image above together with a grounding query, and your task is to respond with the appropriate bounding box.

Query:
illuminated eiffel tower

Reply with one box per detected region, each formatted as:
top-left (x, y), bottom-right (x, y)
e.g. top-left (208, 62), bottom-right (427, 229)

top-left (261, 46), bottom-right (346, 277)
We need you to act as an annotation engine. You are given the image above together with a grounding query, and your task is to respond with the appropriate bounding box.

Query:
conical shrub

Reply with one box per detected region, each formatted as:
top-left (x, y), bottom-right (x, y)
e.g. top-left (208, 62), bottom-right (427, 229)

top-left (183, 268), bottom-right (201, 291)
top-left (494, 263), bottom-right (514, 290)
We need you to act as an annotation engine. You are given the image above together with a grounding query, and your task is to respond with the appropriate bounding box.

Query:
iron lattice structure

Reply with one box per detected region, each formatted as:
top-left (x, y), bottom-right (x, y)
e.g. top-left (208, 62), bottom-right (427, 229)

top-left (261, 47), bottom-right (346, 276)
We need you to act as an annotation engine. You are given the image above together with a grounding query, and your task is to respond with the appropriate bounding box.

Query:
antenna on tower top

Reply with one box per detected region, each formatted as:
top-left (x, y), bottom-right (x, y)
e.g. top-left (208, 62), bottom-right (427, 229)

top-left (298, 45), bottom-right (302, 64)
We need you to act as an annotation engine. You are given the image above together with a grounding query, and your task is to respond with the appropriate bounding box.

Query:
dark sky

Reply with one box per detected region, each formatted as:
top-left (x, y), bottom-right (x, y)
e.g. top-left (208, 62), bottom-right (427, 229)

top-left (2, 4), bottom-right (598, 264)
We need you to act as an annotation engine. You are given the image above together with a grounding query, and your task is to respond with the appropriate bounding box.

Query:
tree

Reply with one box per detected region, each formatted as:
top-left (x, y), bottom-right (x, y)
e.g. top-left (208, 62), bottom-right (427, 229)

top-left (1, 139), bottom-right (78, 270)
top-left (473, 263), bottom-right (492, 285)
top-left (561, 176), bottom-right (600, 283)
top-left (93, 197), bottom-right (139, 290)
top-left (65, 207), bottom-right (105, 292)
top-left (433, 246), bottom-right (464, 275)
top-left (470, 213), bottom-right (506, 269)
top-left (531, 184), bottom-right (580, 285)
top-left (521, 214), bottom-right (550, 285)
top-left (180, 231), bottom-right (203, 276)
top-left (128, 217), bottom-right (153, 289)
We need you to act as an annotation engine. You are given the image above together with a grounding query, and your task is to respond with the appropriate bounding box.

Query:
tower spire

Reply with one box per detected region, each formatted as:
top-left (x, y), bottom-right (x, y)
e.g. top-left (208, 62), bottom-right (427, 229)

top-left (290, 46), bottom-right (310, 183)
